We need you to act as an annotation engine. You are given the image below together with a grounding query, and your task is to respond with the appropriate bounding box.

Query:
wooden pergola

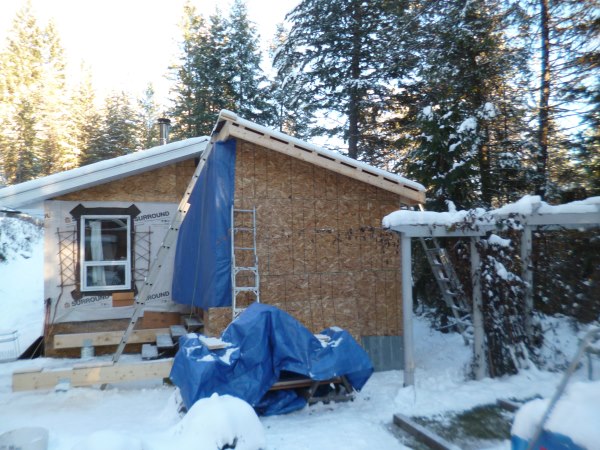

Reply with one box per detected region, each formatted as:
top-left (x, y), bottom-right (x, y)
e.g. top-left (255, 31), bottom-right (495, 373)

top-left (385, 196), bottom-right (600, 386)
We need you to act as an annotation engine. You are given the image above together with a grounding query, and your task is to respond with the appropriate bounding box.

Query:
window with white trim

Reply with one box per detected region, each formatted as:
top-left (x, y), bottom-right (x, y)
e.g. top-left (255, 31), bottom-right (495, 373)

top-left (80, 215), bottom-right (131, 292)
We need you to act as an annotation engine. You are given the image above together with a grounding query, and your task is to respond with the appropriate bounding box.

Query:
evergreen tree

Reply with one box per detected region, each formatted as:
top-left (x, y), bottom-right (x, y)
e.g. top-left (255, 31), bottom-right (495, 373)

top-left (268, 24), bottom-right (318, 138)
top-left (404, 0), bottom-right (530, 210)
top-left (170, 1), bottom-right (272, 139)
top-left (70, 65), bottom-right (102, 167)
top-left (80, 92), bottom-right (139, 165)
top-left (0, 2), bottom-right (45, 184)
top-left (170, 3), bottom-right (216, 139)
top-left (274, 0), bottom-right (414, 161)
top-left (518, 0), bottom-right (600, 199)
top-left (137, 84), bottom-right (161, 149)
top-left (38, 21), bottom-right (76, 174)
top-left (0, 3), bottom-right (74, 183)
top-left (222, 0), bottom-right (273, 124)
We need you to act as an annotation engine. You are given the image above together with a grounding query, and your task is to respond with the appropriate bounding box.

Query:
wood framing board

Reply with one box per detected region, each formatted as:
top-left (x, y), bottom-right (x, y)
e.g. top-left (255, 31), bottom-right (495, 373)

top-left (53, 328), bottom-right (170, 349)
top-left (12, 359), bottom-right (173, 392)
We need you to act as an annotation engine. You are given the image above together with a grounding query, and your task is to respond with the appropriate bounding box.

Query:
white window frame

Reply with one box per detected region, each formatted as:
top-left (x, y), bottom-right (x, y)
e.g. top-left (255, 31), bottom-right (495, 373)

top-left (80, 215), bottom-right (132, 292)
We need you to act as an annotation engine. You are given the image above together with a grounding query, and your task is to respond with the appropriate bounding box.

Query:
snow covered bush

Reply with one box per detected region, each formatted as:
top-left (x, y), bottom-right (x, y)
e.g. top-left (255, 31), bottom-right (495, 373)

top-left (477, 227), bottom-right (536, 376)
top-left (0, 216), bottom-right (43, 263)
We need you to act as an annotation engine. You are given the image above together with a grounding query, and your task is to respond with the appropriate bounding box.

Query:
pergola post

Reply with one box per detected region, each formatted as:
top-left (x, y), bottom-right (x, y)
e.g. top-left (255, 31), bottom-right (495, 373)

top-left (470, 237), bottom-right (486, 380)
top-left (521, 225), bottom-right (534, 338)
top-left (401, 233), bottom-right (415, 386)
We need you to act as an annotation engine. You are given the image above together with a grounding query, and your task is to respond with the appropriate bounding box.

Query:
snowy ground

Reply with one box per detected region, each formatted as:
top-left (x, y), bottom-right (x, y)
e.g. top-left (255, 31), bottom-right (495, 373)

top-left (0, 216), bottom-right (597, 449)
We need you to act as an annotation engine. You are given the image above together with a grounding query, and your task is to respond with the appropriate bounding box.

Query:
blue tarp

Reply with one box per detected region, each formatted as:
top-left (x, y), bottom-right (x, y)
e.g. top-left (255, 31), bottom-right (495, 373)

top-left (512, 432), bottom-right (586, 450)
top-left (171, 139), bottom-right (236, 309)
top-left (169, 303), bottom-right (374, 415)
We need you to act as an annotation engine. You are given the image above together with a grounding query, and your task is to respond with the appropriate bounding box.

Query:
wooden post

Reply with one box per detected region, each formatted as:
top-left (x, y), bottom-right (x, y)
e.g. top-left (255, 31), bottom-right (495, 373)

top-left (470, 237), bottom-right (486, 380)
top-left (521, 225), bottom-right (534, 338)
top-left (401, 233), bottom-right (415, 386)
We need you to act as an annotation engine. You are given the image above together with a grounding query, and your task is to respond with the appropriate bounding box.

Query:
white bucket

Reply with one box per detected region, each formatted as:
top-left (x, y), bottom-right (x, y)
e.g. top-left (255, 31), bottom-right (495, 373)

top-left (0, 427), bottom-right (49, 450)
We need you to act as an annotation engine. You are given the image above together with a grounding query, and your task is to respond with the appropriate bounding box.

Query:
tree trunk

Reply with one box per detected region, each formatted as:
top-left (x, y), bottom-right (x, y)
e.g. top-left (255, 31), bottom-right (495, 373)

top-left (347, 1), bottom-right (362, 160)
top-left (537, 0), bottom-right (551, 199)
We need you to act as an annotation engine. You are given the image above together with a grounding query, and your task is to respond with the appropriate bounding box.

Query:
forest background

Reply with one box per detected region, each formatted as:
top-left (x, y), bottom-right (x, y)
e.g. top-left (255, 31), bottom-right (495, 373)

top-left (0, 0), bottom-right (598, 375)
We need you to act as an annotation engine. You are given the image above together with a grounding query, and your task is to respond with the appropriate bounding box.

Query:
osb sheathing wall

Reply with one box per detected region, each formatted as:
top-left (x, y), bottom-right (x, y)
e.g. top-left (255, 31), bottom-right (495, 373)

top-left (55, 159), bottom-right (197, 203)
top-left (208, 140), bottom-right (404, 339)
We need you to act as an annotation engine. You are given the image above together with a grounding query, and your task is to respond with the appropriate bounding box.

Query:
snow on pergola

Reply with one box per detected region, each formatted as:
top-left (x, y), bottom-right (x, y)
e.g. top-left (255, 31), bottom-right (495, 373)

top-left (383, 195), bottom-right (600, 386)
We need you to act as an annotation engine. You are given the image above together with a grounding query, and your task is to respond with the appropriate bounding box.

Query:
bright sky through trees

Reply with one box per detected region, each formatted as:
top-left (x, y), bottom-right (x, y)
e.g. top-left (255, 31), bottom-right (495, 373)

top-left (0, 0), bottom-right (298, 104)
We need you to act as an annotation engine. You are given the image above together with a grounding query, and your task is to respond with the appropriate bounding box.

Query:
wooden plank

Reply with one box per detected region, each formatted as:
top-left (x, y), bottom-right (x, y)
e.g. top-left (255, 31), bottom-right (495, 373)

top-left (53, 328), bottom-right (170, 349)
top-left (497, 398), bottom-right (521, 412)
top-left (13, 359), bottom-right (173, 391)
top-left (393, 414), bottom-right (461, 450)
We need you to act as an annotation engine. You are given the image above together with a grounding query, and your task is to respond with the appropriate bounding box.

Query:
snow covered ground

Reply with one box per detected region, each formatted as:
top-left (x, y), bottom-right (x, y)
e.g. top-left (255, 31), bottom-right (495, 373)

top-left (0, 216), bottom-right (598, 450)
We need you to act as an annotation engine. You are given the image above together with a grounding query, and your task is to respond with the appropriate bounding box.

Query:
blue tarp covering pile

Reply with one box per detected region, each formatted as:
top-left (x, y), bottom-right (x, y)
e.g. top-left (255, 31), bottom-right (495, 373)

top-left (170, 303), bottom-right (374, 416)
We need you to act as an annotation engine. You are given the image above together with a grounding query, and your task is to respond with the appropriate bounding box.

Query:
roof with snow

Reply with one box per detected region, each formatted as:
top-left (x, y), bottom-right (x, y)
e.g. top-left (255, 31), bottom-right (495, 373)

top-left (382, 195), bottom-right (600, 237)
top-left (0, 137), bottom-right (209, 209)
top-left (0, 111), bottom-right (426, 209)
top-left (212, 110), bottom-right (426, 204)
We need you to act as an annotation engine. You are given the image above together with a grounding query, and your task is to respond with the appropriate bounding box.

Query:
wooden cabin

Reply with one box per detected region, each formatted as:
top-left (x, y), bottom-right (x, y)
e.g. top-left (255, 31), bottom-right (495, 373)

top-left (0, 111), bottom-right (425, 369)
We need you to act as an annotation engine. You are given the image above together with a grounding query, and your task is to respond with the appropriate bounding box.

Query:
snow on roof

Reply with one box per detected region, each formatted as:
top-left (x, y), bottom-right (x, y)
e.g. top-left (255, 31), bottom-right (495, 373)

top-left (214, 110), bottom-right (426, 204)
top-left (383, 195), bottom-right (600, 233)
top-left (0, 137), bottom-right (209, 209)
top-left (0, 111), bottom-right (427, 209)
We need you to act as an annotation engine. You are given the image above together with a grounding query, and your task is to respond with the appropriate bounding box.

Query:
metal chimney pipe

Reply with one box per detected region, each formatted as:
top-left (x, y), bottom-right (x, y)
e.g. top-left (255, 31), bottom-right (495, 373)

top-left (158, 118), bottom-right (171, 145)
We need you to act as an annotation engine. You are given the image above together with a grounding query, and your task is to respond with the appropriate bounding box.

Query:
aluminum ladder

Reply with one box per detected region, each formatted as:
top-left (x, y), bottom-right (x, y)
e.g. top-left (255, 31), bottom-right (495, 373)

top-left (420, 236), bottom-right (472, 345)
top-left (231, 207), bottom-right (260, 319)
top-left (111, 137), bottom-right (210, 364)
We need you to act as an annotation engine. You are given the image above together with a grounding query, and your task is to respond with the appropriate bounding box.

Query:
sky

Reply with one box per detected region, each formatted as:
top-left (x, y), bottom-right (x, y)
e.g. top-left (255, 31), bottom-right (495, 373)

top-left (0, 0), bottom-right (299, 108)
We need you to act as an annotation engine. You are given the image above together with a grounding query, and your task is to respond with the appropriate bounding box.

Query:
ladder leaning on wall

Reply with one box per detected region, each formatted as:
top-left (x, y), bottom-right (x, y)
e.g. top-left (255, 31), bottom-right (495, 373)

top-left (230, 207), bottom-right (260, 319)
top-left (417, 205), bottom-right (471, 345)
top-left (111, 139), bottom-right (212, 363)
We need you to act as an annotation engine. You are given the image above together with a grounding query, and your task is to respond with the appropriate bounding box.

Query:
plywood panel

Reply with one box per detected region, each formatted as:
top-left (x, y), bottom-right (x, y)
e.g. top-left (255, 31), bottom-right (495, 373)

top-left (205, 307), bottom-right (232, 337)
top-left (56, 160), bottom-right (196, 203)
top-left (267, 151), bottom-right (292, 199)
top-left (291, 159), bottom-right (314, 199)
top-left (268, 228), bottom-right (293, 276)
top-left (291, 230), bottom-right (306, 274)
top-left (315, 231), bottom-right (338, 273)
top-left (233, 140), bottom-right (406, 341)
top-left (314, 199), bottom-right (338, 229)
top-left (285, 274), bottom-right (308, 303)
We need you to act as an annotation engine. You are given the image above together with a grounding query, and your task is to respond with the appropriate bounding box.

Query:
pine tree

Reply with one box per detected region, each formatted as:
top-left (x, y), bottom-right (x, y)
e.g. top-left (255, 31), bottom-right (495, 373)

top-left (137, 84), bottom-right (161, 149)
top-left (170, 1), bottom-right (272, 140)
top-left (38, 21), bottom-right (76, 174)
top-left (0, 2), bottom-right (45, 184)
top-left (519, 0), bottom-right (600, 199)
top-left (0, 3), bottom-right (74, 183)
top-left (80, 92), bottom-right (140, 165)
top-left (71, 65), bottom-right (102, 167)
top-left (404, 0), bottom-right (530, 210)
top-left (222, 0), bottom-right (273, 124)
top-left (273, 0), bottom-right (415, 161)
top-left (170, 3), bottom-right (220, 139)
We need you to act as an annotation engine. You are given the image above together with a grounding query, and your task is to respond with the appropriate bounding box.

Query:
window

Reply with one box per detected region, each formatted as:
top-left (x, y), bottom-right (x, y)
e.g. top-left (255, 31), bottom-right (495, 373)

top-left (80, 215), bottom-right (131, 292)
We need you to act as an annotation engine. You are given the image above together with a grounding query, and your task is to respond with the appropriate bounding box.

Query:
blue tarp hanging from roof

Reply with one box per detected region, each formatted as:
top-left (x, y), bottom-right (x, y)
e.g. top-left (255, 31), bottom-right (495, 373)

top-left (171, 139), bottom-right (236, 309)
top-left (169, 303), bottom-right (374, 415)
